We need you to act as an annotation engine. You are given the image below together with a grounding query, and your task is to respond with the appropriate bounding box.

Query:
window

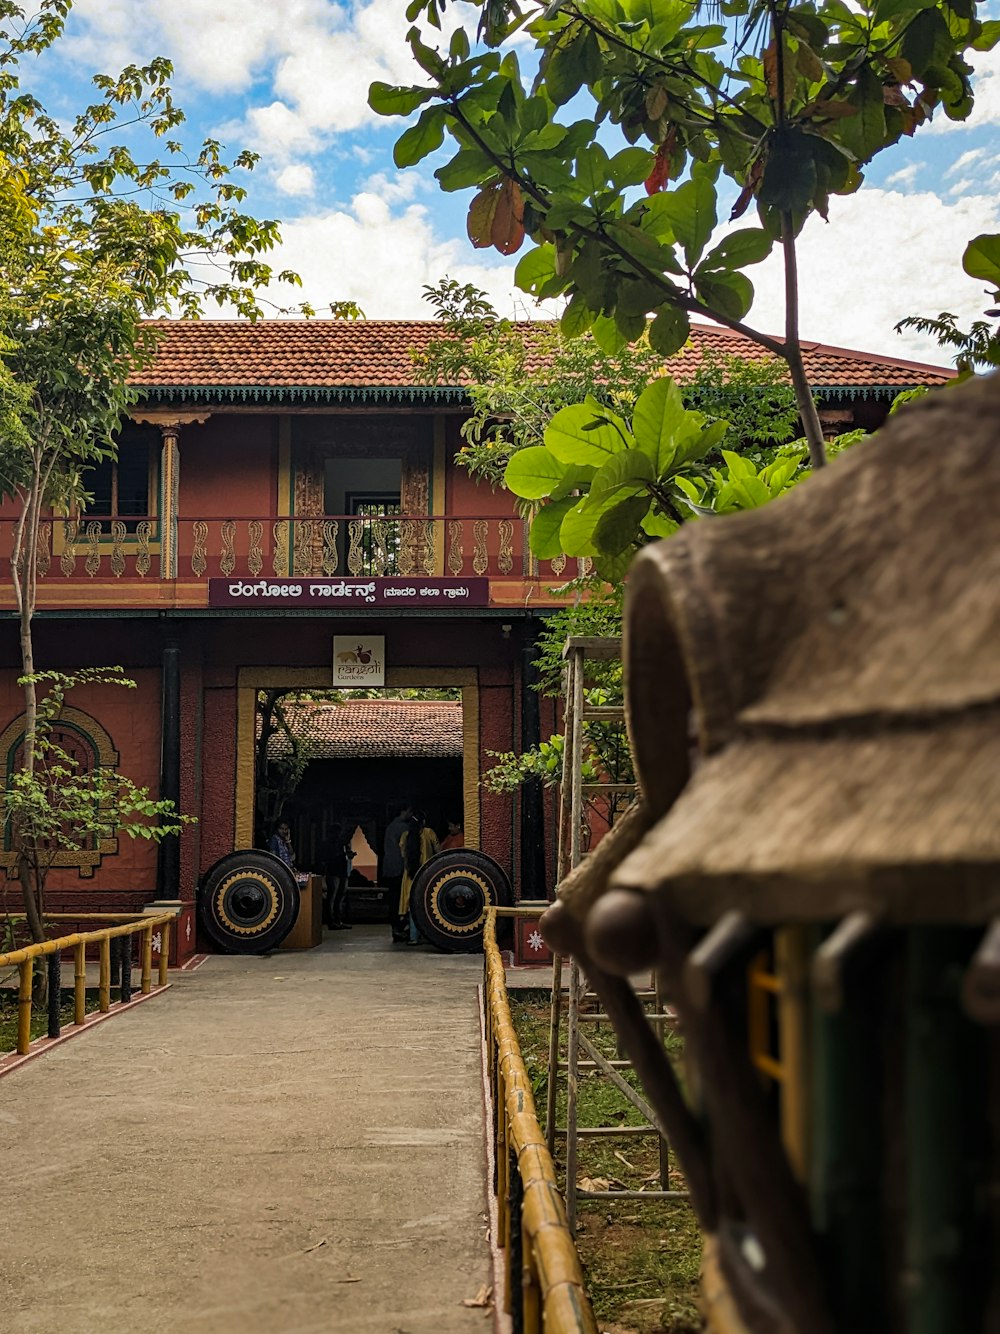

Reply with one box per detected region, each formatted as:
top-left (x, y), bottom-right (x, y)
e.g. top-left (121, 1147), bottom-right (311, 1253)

top-left (347, 491), bottom-right (402, 576)
top-left (82, 427), bottom-right (157, 533)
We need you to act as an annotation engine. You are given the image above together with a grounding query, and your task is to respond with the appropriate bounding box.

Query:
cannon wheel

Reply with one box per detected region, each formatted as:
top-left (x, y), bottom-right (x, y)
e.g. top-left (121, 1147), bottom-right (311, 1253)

top-left (410, 850), bottom-right (513, 953)
top-left (199, 850), bottom-right (298, 954)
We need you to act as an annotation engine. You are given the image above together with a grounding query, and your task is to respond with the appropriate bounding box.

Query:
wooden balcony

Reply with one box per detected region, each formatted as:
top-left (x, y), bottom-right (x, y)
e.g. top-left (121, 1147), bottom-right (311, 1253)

top-left (0, 516), bottom-right (587, 611)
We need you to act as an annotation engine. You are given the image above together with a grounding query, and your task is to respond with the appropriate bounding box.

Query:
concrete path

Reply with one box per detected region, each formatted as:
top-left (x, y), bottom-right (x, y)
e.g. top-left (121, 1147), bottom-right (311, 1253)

top-left (0, 929), bottom-right (494, 1334)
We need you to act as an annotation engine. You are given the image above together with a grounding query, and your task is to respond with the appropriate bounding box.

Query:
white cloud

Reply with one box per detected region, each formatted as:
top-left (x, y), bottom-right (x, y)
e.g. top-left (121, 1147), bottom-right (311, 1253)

top-left (362, 171), bottom-right (428, 206)
top-left (62, 0), bottom-right (449, 157)
top-left (258, 192), bottom-right (524, 319)
top-left (741, 187), bottom-right (1000, 362)
top-left (885, 163), bottom-right (920, 188)
top-left (275, 164), bottom-right (316, 197)
top-left (945, 146), bottom-right (990, 176)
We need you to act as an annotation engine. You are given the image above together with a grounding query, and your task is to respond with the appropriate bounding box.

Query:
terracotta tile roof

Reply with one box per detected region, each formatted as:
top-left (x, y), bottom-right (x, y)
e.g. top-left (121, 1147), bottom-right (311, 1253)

top-left (133, 318), bottom-right (953, 401)
top-left (267, 699), bottom-right (462, 760)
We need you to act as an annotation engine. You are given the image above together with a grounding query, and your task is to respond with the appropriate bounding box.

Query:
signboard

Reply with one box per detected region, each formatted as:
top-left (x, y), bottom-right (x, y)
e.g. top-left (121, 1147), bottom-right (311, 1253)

top-left (208, 577), bottom-right (491, 609)
top-left (333, 636), bottom-right (385, 687)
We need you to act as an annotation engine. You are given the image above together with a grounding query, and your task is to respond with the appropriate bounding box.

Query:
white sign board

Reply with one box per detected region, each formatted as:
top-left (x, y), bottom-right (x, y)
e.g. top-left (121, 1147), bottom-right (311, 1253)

top-left (333, 635), bottom-right (386, 688)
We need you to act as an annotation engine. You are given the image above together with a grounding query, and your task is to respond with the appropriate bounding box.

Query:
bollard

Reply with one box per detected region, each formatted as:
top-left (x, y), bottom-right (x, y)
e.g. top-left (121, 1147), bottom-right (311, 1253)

top-left (47, 952), bottom-right (61, 1039)
top-left (99, 935), bottom-right (111, 1012)
top-left (17, 958), bottom-right (32, 1055)
top-left (73, 941), bottom-right (86, 1025)
top-left (141, 925), bottom-right (153, 995)
top-left (158, 920), bottom-right (171, 988)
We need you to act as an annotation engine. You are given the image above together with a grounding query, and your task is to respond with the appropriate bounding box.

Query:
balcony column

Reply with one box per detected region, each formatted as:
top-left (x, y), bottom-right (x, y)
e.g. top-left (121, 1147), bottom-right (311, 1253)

top-left (159, 424), bottom-right (181, 580)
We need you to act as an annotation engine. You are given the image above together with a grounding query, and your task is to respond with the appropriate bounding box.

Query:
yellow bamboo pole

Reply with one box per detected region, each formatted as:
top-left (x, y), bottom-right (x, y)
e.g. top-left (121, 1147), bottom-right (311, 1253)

top-left (140, 925), bottom-right (153, 995)
top-left (17, 958), bottom-right (32, 1054)
top-left (158, 920), bottom-right (171, 988)
top-left (73, 941), bottom-right (86, 1026)
top-left (98, 936), bottom-right (111, 1013)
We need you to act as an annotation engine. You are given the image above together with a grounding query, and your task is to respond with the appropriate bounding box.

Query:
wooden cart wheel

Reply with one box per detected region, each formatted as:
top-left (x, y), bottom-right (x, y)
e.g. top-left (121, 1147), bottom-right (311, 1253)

top-left (409, 850), bottom-right (513, 953)
top-left (198, 850), bottom-right (299, 954)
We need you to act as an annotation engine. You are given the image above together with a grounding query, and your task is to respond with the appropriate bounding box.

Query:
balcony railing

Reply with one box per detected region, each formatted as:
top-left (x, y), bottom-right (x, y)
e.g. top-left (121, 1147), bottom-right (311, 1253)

top-left (2, 516), bottom-right (589, 584)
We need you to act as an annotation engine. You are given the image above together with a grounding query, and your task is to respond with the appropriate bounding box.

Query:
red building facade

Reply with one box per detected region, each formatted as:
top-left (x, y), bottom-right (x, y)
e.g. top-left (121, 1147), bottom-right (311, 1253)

top-left (0, 320), bottom-right (952, 959)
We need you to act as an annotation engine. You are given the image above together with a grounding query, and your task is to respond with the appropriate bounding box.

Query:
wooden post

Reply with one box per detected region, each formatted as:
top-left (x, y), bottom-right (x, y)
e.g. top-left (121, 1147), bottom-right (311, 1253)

top-left (17, 958), bottom-right (32, 1055)
top-left (73, 941), bottom-right (86, 1025)
top-left (141, 925), bottom-right (153, 994)
top-left (158, 920), bottom-right (170, 987)
top-left (99, 935), bottom-right (111, 1013)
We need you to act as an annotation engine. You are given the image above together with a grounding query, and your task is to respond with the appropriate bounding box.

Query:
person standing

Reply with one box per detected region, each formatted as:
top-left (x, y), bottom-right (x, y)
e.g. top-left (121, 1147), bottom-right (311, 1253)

top-left (268, 820), bottom-right (295, 871)
top-left (323, 822), bottom-right (352, 930)
top-left (382, 801), bottom-right (412, 943)
top-left (399, 810), bottom-right (440, 946)
top-left (440, 816), bottom-right (465, 850)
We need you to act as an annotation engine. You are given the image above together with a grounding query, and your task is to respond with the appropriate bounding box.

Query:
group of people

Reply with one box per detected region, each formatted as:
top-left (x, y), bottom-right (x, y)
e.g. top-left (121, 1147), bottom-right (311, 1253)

top-left (267, 806), bottom-right (464, 941)
top-left (382, 803), bottom-right (463, 945)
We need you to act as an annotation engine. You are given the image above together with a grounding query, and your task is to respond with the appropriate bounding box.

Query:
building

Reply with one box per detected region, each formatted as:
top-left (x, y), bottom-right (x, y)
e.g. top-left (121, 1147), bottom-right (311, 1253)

top-left (0, 320), bottom-right (953, 959)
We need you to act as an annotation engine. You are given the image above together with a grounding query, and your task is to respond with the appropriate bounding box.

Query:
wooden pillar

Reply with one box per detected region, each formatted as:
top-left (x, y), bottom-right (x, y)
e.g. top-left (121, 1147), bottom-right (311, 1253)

top-left (159, 424), bottom-right (180, 580)
top-left (519, 628), bottom-right (545, 901)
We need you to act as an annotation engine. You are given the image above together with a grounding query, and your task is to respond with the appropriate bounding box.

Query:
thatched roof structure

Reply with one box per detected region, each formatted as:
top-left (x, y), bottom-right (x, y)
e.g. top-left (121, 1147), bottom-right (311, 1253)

top-left (608, 372), bottom-right (1000, 926)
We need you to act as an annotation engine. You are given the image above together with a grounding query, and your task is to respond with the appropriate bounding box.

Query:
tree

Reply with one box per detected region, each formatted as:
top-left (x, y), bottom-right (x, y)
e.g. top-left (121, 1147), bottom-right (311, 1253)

top-left (2, 669), bottom-right (192, 949)
top-left (0, 0), bottom-right (302, 939)
top-left (418, 277), bottom-right (799, 487)
top-left (897, 231), bottom-right (1000, 373)
top-left (371, 0), bottom-right (998, 467)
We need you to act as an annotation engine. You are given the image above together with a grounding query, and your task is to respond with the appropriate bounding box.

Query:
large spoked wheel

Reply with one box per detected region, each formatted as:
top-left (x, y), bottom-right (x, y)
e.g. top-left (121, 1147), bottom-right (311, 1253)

top-left (409, 850), bottom-right (513, 953)
top-left (198, 850), bottom-right (299, 954)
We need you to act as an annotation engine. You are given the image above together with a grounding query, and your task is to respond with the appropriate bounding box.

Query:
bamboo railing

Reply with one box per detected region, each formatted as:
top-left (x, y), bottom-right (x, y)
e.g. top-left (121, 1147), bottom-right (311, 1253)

top-left (484, 908), bottom-right (597, 1333)
top-left (0, 912), bottom-right (174, 1057)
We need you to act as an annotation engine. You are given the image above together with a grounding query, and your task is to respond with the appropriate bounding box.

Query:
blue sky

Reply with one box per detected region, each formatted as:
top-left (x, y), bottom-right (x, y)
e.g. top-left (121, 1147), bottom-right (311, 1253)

top-left (29, 0), bottom-right (1000, 363)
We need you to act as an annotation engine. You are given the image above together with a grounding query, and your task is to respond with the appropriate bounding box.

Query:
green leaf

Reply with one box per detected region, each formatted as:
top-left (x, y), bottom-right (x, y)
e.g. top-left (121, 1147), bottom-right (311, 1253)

top-left (514, 244), bottom-right (557, 295)
top-left (632, 377), bottom-right (688, 476)
top-left (594, 494), bottom-right (651, 555)
top-left (591, 313), bottom-right (629, 355)
top-left (545, 399), bottom-right (631, 465)
top-left (641, 509), bottom-right (680, 538)
top-left (435, 147), bottom-right (493, 191)
top-left (652, 177), bottom-right (717, 268)
top-left (561, 293), bottom-right (595, 336)
top-left (588, 448), bottom-right (655, 503)
top-left (529, 497), bottom-right (576, 558)
top-left (504, 446), bottom-right (567, 499)
top-left (698, 228), bottom-right (773, 272)
top-left (559, 500), bottom-right (600, 556)
top-left (547, 30), bottom-right (591, 106)
top-left (963, 233), bottom-right (1000, 287)
top-left (576, 143), bottom-right (611, 197)
top-left (648, 305), bottom-right (690, 356)
top-left (368, 83), bottom-right (432, 117)
top-left (759, 128), bottom-right (818, 213)
top-left (393, 106), bottom-right (446, 167)
top-left (972, 19), bottom-right (1000, 51)
top-left (609, 147), bottom-right (656, 188)
top-left (693, 270), bottom-right (754, 320)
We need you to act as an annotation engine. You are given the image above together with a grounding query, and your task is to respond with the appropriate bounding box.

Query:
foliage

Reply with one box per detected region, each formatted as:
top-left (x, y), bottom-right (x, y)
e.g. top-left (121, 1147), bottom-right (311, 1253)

top-left (0, 1), bottom-right (306, 937)
top-left (417, 279), bottom-right (798, 486)
top-left (505, 375), bottom-right (803, 580)
top-left (897, 231), bottom-right (1000, 374)
top-left (2, 668), bottom-right (193, 929)
top-left (372, 0), bottom-right (998, 466)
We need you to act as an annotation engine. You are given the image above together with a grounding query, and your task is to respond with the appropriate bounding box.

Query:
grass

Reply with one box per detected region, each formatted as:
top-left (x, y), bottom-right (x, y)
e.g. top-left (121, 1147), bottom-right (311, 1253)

top-left (0, 988), bottom-right (103, 1054)
top-left (510, 992), bottom-right (703, 1333)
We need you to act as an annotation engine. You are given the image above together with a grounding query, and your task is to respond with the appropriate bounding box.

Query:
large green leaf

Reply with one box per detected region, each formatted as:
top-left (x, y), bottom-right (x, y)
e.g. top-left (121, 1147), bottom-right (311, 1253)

top-left (964, 233), bottom-right (1000, 287)
top-left (594, 495), bottom-right (651, 555)
top-left (504, 445), bottom-right (567, 499)
top-left (698, 228), bottom-right (773, 272)
top-left (648, 305), bottom-right (690, 356)
top-left (609, 147), bottom-right (656, 189)
top-left (435, 148), bottom-right (493, 192)
top-left (529, 497), bottom-right (576, 558)
top-left (693, 270), bottom-right (754, 320)
top-left (587, 448), bottom-right (654, 503)
top-left (514, 244), bottom-right (557, 296)
top-left (632, 376), bottom-right (688, 475)
top-left (368, 83), bottom-right (431, 117)
top-left (559, 500), bottom-right (600, 556)
top-left (652, 177), bottom-right (717, 268)
top-left (393, 106), bottom-right (446, 168)
top-left (545, 399), bottom-right (631, 465)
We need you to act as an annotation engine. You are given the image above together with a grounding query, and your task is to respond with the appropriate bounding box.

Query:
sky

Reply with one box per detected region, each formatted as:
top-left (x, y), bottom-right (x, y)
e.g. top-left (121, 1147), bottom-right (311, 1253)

top-left (28, 0), bottom-right (1000, 366)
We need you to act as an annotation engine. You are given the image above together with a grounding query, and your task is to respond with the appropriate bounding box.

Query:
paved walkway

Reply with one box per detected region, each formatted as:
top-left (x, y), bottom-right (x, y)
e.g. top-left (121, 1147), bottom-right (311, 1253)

top-left (0, 929), bottom-right (494, 1333)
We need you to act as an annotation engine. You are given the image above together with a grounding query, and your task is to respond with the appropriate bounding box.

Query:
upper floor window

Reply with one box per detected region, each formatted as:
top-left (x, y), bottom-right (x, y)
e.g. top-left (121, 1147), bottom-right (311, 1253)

top-left (82, 425), bottom-right (158, 531)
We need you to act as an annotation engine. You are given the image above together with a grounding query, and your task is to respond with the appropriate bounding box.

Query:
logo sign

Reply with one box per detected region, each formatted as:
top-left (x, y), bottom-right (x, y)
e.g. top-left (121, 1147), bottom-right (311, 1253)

top-left (208, 577), bottom-right (490, 608)
top-left (333, 636), bottom-right (385, 687)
